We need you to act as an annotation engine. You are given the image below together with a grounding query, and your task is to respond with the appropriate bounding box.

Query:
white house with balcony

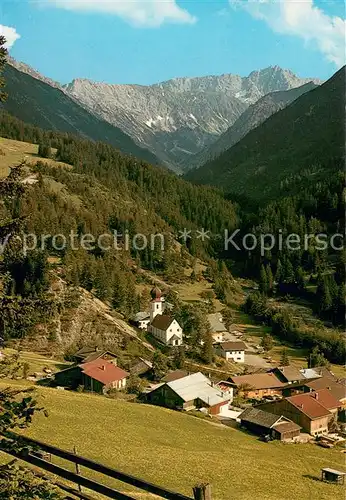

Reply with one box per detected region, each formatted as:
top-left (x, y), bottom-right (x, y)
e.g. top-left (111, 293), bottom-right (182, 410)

top-left (215, 341), bottom-right (247, 363)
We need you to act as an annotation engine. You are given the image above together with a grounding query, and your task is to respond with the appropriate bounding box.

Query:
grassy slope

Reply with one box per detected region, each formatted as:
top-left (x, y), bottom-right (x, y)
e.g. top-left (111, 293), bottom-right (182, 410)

top-left (0, 136), bottom-right (71, 178)
top-left (0, 382), bottom-right (343, 500)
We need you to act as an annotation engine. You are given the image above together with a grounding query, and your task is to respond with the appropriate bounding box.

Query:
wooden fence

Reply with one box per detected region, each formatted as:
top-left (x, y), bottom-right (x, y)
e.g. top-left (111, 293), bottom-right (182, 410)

top-left (1, 432), bottom-right (212, 500)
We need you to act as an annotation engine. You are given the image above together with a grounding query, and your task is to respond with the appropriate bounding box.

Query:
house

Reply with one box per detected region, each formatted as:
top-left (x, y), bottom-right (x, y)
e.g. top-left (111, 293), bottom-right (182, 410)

top-left (239, 407), bottom-right (301, 441)
top-left (53, 350), bottom-right (118, 389)
top-left (215, 341), bottom-right (247, 363)
top-left (147, 287), bottom-right (183, 346)
top-left (229, 373), bottom-right (285, 399)
top-left (207, 313), bottom-right (228, 343)
top-left (258, 389), bottom-right (341, 435)
top-left (132, 312), bottom-right (151, 330)
top-left (128, 357), bottom-right (153, 377)
top-left (147, 372), bottom-right (233, 415)
top-left (81, 358), bottom-right (129, 394)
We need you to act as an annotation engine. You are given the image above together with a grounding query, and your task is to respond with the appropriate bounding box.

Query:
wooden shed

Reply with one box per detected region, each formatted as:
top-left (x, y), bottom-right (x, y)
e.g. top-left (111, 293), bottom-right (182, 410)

top-left (321, 468), bottom-right (346, 485)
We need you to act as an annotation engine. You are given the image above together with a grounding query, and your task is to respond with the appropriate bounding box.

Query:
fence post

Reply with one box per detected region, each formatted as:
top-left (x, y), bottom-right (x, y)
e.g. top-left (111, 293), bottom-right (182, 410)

top-left (73, 446), bottom-right (82, 493)
top-left (193, 483), bottom-right (212, 500)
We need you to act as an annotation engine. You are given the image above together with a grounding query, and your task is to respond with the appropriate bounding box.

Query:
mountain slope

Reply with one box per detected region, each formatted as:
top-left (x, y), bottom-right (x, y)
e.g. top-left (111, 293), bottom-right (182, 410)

top-left (185, 67), bottom-right (345, 201)
top-left (187, 82), bottom-right (317, 169)
top-left (64, 66), bottom-right (320, 171)
top-left (1, 64), bottom-right (159, 165)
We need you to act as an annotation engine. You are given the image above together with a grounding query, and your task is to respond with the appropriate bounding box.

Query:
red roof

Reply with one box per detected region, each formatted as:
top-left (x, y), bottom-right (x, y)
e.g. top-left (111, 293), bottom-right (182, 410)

top-left (81, 359), bottom-right (129, 386)
top-left (286, 389), bottom-right (341, 420)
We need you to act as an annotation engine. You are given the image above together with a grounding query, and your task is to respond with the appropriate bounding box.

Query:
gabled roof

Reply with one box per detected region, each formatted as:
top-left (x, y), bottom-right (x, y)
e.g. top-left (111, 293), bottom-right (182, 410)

top-left (272, 421), bottom-right (301, 434)
top-left (166, 372), bottom-right (231, 407)
top-left (305, 379), bottom-right (346, 402)
top-left (217, 341), bottom-right (247, 352)
top-left (275, 366), bottom-right (304, 382)
top-left (286, 389), bottom-right (341, 420)
top-left (239, 407), bottom-right (281, 428)
top-left (150, 314), bottom-right (175, 331)
top-left (82, 351), bottom-right (117, 364)
top-left (74, 346), bottom-right (99, 359)
top-left (313, 366), bottom-right (337, 380)
top-left (230, 373), bottom-right (285, 390)
top-left (81, 359), bottom-right (129, 386)
top-left (162, 370), bottom-right (189, 383)
top-left (129, 358), bottom-right (153, 376)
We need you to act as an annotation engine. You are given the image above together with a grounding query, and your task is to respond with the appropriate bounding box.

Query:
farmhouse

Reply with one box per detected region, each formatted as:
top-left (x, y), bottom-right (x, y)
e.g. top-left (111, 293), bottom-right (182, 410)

top-left (259, 389), bottom-right (341, 435)
top-left (54, 350), bottom-right (118, 389)
top-left (147, 287), bottom-right (183, 346)
top-left (303, 378), bottom-right (346, 407)
top-left (239, 407), bottom-right (301, 441)
top-left (80, 358), bottom-right (129, 394)
top-left (215, 341), bottom-right (247, 363)
top-left (147, 372), bottom-right (233, 415)
top-left (229, 373), bottom-right (285, 399)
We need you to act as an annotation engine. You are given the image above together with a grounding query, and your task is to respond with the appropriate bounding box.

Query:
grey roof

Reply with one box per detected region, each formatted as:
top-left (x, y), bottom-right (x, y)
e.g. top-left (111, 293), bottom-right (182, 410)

top-left (239, 407), bottom-right (281, 428)
top-left (276, 366), bottom-right (304, 382)
top-left (167, 372), bottom-right (231, 407)
top-left (207, 313), bottom-right (227, 332)
top-left (321, 468), bottom-right (346, 475)
top-left (133, 311), bottom-right (150, 322)
top-left (299, 368), bottom-right (322, 379)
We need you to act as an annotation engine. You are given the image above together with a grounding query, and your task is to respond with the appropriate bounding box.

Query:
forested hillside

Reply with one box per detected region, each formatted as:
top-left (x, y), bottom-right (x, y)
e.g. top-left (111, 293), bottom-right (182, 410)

top-left (0, 63), bottom-right (159, 165)
top-left (187, 82), bottom-right (317, 170)
top-left (186, 67), bottom-right (345, 201)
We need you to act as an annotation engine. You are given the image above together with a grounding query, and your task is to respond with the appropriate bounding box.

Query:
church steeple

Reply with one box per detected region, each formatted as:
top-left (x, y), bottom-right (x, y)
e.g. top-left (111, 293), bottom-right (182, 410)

top-left (150, 286), bottom-right (163, 322)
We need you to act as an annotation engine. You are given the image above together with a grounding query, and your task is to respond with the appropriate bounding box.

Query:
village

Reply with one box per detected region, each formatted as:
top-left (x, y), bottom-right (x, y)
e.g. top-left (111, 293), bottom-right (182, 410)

top-left (3, 285), bottom-right (343, 455)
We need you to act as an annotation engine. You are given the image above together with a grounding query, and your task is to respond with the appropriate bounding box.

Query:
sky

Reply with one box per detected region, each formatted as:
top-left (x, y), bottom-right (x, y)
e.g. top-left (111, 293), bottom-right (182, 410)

top-left (0, 0), bottom-right (345, 85)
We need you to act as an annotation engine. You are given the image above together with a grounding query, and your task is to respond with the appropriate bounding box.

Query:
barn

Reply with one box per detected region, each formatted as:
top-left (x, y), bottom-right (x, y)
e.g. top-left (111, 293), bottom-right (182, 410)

top-left (239, 407), bottom-right (301, 441)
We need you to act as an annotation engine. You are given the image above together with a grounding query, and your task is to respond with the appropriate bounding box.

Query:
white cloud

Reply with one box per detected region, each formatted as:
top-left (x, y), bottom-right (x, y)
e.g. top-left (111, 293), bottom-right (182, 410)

top-left (45, 0), bottom-right (197, 27)
top-left (230, 0), bottom-right (346, 67)
top-left (0, 25), bottom-right (21, 49)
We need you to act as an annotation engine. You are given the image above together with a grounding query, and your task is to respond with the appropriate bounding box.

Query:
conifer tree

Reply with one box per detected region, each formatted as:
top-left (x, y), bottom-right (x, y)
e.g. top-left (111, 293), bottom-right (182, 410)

top-left (280, 348), bottom-right (290, 366)
top-left (259, 264), bottom-right (268, 295)
top-left (201, 332), bottom-right (214, 364)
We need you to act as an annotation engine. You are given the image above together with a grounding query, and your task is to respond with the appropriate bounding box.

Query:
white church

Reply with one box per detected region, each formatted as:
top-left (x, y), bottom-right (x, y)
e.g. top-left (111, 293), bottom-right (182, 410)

top-left (134, 287), bottom-right (183, 347)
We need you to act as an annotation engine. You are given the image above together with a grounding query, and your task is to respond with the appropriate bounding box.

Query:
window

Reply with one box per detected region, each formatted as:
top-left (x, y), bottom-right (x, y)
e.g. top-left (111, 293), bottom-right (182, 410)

top-left (156, 304), bottom-right (159, 309)
top-left (236, 357), bottom-right (241, 360)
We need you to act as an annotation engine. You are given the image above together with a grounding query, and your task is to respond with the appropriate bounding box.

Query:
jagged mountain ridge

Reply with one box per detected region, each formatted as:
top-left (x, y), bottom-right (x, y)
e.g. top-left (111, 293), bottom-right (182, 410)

top-left (63, 66), bottom-right (321, 171)
top-left (187, 81), bottom-right (318, 169)
top-left (1, 63), bottom-right (159, 165)
top-left (6, 58), bottom-right (321, 172)
top-left (185, 67), bottom-right (345, 201)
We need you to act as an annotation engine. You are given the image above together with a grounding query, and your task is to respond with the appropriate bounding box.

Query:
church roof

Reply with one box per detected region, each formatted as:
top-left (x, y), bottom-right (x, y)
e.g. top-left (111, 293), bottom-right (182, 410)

top-left (150, 314), bottom-right (175, 331)
top-left (150, 286), bottom-right (162, 300)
